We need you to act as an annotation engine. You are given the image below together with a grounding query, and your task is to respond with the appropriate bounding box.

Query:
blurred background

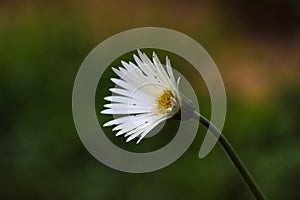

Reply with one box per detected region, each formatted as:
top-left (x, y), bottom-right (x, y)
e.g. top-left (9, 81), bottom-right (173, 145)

top-left (1, 0), bottom-right (300, 199)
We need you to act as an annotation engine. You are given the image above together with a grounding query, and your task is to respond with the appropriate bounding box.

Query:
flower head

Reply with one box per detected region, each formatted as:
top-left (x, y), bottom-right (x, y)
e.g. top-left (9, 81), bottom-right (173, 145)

top-left (101, 49), bottom-right (193, 143)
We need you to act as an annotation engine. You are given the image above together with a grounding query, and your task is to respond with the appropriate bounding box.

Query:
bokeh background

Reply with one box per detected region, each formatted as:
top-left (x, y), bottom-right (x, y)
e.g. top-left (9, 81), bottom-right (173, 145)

top-left (1, 0), bottom-right (300, 199)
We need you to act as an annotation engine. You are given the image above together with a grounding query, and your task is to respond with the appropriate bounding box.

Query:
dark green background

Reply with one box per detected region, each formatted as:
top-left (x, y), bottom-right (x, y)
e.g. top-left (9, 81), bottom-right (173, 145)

top-left (1, 1), bottom-right (300, 199)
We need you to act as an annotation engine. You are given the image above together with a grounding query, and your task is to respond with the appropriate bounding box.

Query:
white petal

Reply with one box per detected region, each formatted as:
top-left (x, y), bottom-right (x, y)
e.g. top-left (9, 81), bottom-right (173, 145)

top-left (104, 96), bottom-right (154, 106)
top-left (101, 104), bottom-right (154, 114)
top-left (109, 88), bottom-right (154, 101)
top-left (125, 115), bottom-right (167, 143)
top-left (133, 54), bottom-right (144, 67)
top-left (103, 113), bottom-right (153, 127)
top-left (112, 67), bottom-right (164, 96)
top-left (166, 56), bottom-right (177, 87)
top-left (152, 52), bottom-right (171, 86)
top-left (113, 113), bottom-right (157, 135)
top-left (137, 50), bottom-right (158, 79)
top-left (136, 117), bottom-right (167, 143)
top-left (121, 60), bottom-right (134, 71)
top-left (111, 78), bottom-right (136, 91)
top-left (103, 116), bottom-right (127, 127)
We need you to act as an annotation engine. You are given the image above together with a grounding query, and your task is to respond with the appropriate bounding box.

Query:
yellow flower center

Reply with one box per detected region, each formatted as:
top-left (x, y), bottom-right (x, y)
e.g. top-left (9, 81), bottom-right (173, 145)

top-left (157, 89), bottom-right (174, 114)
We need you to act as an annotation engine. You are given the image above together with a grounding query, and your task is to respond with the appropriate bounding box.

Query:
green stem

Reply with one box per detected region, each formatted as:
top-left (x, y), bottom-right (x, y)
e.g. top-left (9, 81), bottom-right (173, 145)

top-left (192, 111), bottom-right (267, 200)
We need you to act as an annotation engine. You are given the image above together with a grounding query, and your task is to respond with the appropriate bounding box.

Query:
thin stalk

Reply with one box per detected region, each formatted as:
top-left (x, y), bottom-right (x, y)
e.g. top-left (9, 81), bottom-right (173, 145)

top-left (193, 111), bottom-right (267, 200)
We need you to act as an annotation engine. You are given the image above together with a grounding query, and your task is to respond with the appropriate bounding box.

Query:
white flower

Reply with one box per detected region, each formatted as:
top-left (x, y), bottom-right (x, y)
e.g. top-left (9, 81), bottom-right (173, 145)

top-left (101, 49), bottom-right (191, 144)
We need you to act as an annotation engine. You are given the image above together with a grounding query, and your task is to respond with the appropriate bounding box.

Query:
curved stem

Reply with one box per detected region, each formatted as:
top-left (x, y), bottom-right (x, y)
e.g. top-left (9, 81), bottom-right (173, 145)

top-left (193, 111), bottom-right (267, 200)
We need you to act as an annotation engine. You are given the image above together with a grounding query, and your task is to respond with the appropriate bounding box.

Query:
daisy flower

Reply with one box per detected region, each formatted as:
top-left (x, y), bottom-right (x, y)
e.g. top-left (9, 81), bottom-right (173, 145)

top-left (101, 49), bottom-right (194, 143)
top-left (99, 50), bottom-right (267, 200)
